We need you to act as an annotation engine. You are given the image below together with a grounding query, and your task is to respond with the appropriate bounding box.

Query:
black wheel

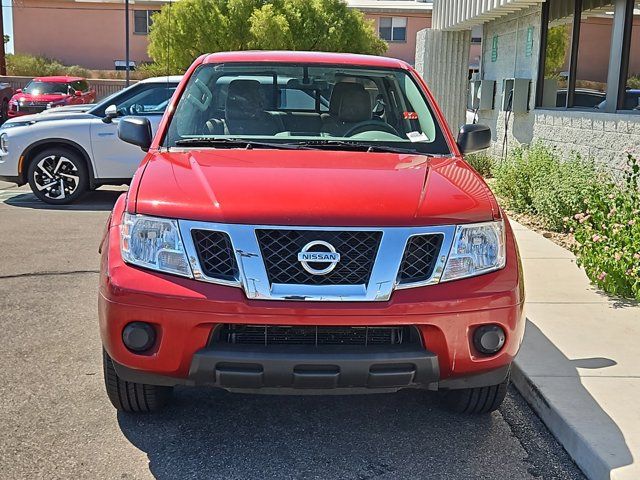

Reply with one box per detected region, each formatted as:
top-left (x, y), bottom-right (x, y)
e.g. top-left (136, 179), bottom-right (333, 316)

top-left (27, 148), bottom-right (88, 204)
top-left (0, 99), bottom-right (8, 123)
top-left (103, 349), bottom-right (172, 413)
top-left (441, 374), bottom-right (509, 414)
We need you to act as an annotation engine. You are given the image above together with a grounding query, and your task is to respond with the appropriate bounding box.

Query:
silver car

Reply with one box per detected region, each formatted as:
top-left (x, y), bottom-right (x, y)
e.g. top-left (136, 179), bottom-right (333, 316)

top-left (0, 76), bottom-right (181, 204)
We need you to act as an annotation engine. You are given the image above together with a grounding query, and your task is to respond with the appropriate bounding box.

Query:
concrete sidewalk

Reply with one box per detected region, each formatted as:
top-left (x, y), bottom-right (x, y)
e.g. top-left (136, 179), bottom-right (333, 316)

top-left (510, 220), bottom-right (639, 480)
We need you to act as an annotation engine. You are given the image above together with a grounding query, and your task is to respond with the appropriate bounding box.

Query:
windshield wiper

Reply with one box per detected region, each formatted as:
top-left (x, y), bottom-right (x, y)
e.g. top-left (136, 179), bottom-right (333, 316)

top-left (174, 137), bottom-right (309, 150)
top-left (294, 140), bottom-right (419, 154)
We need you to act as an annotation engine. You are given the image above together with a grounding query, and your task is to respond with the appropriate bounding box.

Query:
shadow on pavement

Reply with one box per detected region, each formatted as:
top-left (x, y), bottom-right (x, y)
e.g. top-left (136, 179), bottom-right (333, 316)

top-left (117, 389), bottom-right (521, 480)
top-left (515, 320), bottom-right (634, 480)
top-left (2, 189), bottom-right (124, 211)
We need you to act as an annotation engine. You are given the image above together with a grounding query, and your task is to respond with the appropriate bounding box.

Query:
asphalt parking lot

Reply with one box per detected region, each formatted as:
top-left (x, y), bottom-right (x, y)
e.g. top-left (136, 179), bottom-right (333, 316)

top-left (0, 182), bottom-right (586, 480)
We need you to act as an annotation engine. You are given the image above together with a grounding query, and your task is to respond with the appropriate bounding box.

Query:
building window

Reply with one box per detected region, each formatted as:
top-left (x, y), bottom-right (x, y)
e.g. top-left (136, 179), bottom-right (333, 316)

top-left (379, 17), bottom-right (407, 42)
top-left (621, 2), bottom-right (640, 111)
top-left (537, 0), bottom-right (639, 112)
top-left (134, 10), bottom-right (160, 35)
top-left (471, 25), bottom-right (482, 44)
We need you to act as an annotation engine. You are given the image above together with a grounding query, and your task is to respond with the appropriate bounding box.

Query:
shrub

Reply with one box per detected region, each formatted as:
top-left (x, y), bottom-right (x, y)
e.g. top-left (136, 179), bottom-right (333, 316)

top-left (493, 143), bottom-right (606, 231)
top-left (569, 154), bottom-right (640, 300)
top-left (6, 53), bottom-right (89, 78)
top-left (465, 152), bottom-right (494, 177)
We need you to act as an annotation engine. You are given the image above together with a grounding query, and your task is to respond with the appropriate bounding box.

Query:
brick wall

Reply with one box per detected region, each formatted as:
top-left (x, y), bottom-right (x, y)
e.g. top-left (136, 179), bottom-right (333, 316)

top-left (533, 111), bottom-right (640, 172)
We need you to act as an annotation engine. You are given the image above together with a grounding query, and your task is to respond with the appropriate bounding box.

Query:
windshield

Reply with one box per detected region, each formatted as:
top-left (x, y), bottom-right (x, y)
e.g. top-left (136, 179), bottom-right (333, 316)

top-left (164, 63), bottom-right (450, 155)
top-left (24, 81), bottom-right (70, 95)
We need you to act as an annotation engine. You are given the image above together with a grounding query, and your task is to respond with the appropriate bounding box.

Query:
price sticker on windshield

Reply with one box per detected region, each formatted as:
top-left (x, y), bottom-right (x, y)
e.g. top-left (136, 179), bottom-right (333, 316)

top-left (407, 131), bottom-right (429, 142)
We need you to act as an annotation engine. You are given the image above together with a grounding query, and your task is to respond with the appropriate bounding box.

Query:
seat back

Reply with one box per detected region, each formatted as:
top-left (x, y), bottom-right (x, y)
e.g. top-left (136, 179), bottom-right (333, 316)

top-left (225, 80), bottom-right (281, 136)
top-left (322, 83), bottom-right (372, 137)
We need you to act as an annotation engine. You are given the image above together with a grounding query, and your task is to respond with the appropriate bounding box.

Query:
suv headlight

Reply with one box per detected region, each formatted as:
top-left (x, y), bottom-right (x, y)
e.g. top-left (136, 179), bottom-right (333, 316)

top-left (441, 220), bottom-right (506, 282)
top-left (0, 133), bottom-right (7, 154)
top-left (120, 213), bottom-right (192, 277)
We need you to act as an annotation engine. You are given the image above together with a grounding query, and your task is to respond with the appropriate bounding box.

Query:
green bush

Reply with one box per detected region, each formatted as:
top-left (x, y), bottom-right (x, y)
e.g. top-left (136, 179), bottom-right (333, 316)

top-left (465, 152), bottom-right (494, 177)
top-left (569, 154), bottom-right (640, 300)
top-left (493, 143), bottom-right (606, 231)
top-left (6, 53), bottom-right (89, 78)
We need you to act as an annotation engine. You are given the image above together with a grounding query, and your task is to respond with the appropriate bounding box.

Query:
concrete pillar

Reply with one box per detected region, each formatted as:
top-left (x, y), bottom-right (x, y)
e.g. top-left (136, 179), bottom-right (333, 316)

top-left (415, 28), bottom-right (471, 133)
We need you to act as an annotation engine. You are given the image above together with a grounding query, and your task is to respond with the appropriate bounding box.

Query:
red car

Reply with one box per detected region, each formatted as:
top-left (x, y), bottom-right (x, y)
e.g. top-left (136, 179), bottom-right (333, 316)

top-left (8, 76), bottom-right (95, 117)
top-left (100, 51), bottom-right (525, 414)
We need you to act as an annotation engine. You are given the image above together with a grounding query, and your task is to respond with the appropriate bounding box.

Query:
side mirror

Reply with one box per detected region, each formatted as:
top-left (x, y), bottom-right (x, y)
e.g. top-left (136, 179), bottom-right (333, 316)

top-left (15, 88), bottom-right (22, 94)
top-left (457, 124), bottom-right (492, 155)
top-left (118, 116), bottom-right (152, 151)
top-left (74, 90), bottom-right (83, 97)
top-left (102, 104), bottom-right (119, 123)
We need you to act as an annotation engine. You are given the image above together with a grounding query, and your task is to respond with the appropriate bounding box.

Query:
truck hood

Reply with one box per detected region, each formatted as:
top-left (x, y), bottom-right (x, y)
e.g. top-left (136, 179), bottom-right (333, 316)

top-left (133, 149), bottom-right (496, 227)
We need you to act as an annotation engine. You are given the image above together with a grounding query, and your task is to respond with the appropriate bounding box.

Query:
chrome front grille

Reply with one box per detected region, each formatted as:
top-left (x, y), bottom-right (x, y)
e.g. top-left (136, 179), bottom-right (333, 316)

top-left (17, 102), bottom-right (48, 114)
top-left (192, 230), bottom-right (238, 281)
top-left (179, 221), bottom-right (455, 301)
top-left (255, 229), bottom-right (382, 286)
top-left (397, 234), bottom-right (444, 285)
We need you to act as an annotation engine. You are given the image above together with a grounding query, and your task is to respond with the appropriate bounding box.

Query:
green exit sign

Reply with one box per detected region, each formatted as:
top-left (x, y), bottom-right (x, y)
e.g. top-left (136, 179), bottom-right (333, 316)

top-left (491, 35), bottom-right (498, 62)
top-left (525, 26), bottom-right (534, 57)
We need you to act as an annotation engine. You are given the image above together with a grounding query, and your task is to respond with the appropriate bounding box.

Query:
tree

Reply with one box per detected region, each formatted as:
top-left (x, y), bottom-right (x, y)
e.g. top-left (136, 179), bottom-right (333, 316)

top-left (148, 0), bottom-right (387, 73)
top-left (544, 24), bottom-right (569, 78)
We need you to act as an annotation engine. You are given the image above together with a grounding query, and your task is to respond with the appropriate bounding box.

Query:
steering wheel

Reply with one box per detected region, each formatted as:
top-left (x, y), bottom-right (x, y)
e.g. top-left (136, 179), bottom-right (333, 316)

top-left (128, 104), bottom-right (144, 115)
top-left (344, 120), bottom-right (400, 138)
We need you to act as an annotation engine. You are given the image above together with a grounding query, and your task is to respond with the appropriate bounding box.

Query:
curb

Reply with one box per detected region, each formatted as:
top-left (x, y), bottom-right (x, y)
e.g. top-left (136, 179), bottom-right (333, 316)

top-left (512, 360), bottom-right (612, 480)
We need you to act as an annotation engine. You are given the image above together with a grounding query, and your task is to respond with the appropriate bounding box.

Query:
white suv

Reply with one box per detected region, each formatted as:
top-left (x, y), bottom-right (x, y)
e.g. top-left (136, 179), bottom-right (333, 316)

top-left (0, 76), bottom-right (181, 204)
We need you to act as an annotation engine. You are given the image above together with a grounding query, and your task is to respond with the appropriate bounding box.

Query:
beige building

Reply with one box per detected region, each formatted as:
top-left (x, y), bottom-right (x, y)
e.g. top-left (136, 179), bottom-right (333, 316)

top-left (12, 0), bottom-right (440, 69)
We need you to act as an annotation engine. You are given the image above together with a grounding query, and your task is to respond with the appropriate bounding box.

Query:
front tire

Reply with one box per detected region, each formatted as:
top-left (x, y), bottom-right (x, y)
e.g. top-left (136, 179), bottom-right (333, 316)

top-left (27, 148), bottom-right (88, 204)
top-left (103, 350), bottom-right (172, 413)
top-left (1, 99), bottom-right (8, 123)
top-left (441, 374), bottom-right (509, 414)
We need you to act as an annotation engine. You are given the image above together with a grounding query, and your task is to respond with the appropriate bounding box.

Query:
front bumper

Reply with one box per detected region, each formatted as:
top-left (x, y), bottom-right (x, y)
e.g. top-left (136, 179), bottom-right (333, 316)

top-left (100, 195), bottom-right (525, 392)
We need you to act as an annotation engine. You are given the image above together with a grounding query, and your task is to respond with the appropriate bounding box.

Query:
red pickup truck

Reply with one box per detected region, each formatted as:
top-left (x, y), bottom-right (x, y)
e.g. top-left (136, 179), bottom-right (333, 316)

top-left (99, 51), bottom-right (525, 415)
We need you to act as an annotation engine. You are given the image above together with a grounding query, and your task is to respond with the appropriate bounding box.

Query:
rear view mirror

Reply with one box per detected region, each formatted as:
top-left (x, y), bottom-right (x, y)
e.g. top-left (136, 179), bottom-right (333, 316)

top-left (118, 116), bottom-right (152, 151)
top-left (457, 124), bottom-right (492, 155)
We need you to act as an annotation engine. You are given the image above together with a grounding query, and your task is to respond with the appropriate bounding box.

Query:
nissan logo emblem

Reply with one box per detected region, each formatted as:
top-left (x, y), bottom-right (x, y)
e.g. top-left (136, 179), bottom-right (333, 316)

top-left (297, 240), bottom-right (341, 275)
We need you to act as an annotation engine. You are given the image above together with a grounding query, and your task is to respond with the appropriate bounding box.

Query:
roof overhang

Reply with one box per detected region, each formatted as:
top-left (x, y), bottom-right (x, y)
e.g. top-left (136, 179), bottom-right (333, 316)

top-left (433, 0), bottom-right (546, 30)
top-left (347, 0), bottom-right (433, 14)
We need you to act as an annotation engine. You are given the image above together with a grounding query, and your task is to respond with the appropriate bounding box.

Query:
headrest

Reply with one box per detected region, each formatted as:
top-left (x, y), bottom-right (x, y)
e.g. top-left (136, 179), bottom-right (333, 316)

top-left (329, 82), bottom-right (372, 123)
top-left (226, 79), bottom-right (264, 121)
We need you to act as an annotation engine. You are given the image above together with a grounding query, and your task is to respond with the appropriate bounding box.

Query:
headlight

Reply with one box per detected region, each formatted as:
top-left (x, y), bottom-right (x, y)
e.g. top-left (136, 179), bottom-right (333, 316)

top-left (441, 220), bottom-right (506, 282)
top-left (0, 121), bottom-right (31, 130)
top-left (0, 133), bottom-right (7, 154)
top-left (120, 213), bottom-right (192, 277)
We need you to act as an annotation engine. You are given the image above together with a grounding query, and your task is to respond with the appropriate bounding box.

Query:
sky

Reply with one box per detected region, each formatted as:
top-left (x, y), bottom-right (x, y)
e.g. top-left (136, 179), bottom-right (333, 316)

top-left (3, 0), bottom-right (13, 53)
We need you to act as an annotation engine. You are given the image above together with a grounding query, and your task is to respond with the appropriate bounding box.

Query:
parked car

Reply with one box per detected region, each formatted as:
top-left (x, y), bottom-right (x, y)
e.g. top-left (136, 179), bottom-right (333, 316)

top-left (99, 51), bottom-right (525, 415)
top-left (0, 82), bottom-right (14, 123)
top-left (0, 76), bottom-right (181, 203)
top-left (596, 89), bottom-right (640, 111)
top-left (8, 76), bottom-right (96, 118)
top-left (555, 88), bottom-right (606, 108)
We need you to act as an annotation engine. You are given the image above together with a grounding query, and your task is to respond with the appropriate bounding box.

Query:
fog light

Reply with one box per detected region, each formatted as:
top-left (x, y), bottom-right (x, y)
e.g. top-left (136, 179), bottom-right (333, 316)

top-left (122, 322), bottom-right (156, 352)
top-left (473, 325), bottom-right (505, 355)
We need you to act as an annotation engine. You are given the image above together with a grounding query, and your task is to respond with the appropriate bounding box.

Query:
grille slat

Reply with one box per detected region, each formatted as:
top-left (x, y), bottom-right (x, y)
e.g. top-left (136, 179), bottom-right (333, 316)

top-left (256, 230), bottom-right (382, 286)
top-left (397, 234), bottom-right (444, 284)
top-left (217, 325), bottom-right (415, 347)
top-left (192, 230), bottom-right (239, 281)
